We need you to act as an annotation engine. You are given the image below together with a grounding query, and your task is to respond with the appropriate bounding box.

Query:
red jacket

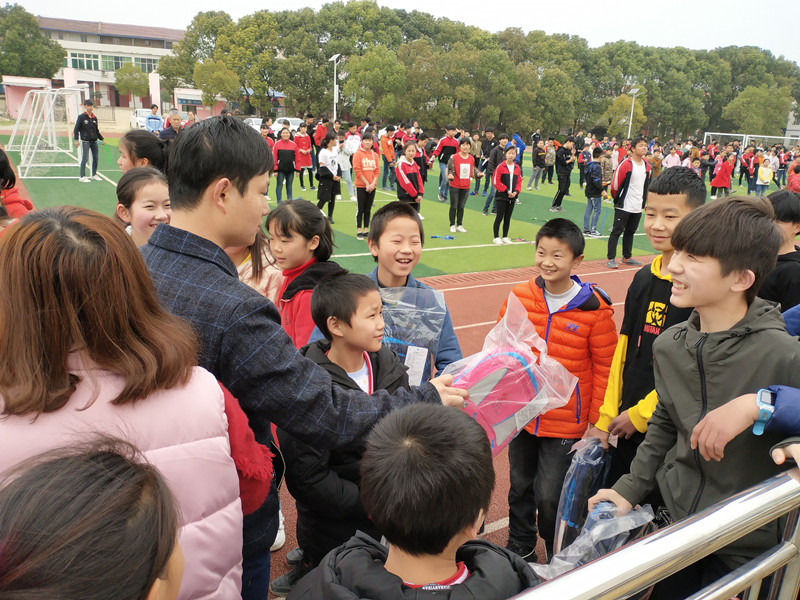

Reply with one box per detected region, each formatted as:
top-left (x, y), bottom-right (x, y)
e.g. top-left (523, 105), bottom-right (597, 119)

top-left (446, 153), bottom-right (474, 189)
top-left (395, 157), bottom-right (424, 200)
top-left (492, 161), bottom-right (522, 200)
top-left (1, 186), bottom-right (33, 217)
top-left (499, 277), bottom-right (617, 438)
top-left (711, 160), bottom-right (734, 188)
top-left (294, 133), bottom-right (313, 168)
top-left (610, 157), bottom-right (652, 210)
top-left (278, 259), bottom-right (341, 348)
top-left (313, 124), bottom-right (328, 147)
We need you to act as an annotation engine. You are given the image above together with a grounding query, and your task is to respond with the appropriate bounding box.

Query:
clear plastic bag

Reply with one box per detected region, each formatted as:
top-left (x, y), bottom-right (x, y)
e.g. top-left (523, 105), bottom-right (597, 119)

top-left (553, 438), bottom-right (612, 554)
top-left (532, 502), bottom-right (654, 580)
top-left (442, 293), bottom-right (578, 456)
top-left (379, 286), bottom-right (447, 386)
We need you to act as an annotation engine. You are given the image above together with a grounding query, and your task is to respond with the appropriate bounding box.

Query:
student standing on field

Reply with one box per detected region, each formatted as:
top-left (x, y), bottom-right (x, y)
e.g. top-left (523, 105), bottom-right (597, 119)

top-left (550, 137), bottom-right (575, 212)
top-left (607, 137), bottom-right (652, 269)
top-left (431, 125), bottom-right (459, 203)
top-left (447, 138), bottom-right (476, 233)
top-left (74, 99), bottom-right (104, 183)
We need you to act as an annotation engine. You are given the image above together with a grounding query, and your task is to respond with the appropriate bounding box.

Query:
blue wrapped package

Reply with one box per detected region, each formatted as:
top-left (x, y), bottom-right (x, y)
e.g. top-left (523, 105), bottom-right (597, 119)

top-left (553, 438), bottom-right (612, 554)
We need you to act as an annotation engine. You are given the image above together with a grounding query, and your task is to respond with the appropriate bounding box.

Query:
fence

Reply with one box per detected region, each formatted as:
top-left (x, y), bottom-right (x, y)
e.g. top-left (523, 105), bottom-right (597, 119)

top-left (514, 471), bottom-right (800, 600)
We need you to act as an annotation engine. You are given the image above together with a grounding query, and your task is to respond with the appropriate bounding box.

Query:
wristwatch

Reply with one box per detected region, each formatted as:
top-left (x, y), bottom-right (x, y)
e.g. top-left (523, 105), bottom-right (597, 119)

top-left (753, 389), bottom-right (776, 436)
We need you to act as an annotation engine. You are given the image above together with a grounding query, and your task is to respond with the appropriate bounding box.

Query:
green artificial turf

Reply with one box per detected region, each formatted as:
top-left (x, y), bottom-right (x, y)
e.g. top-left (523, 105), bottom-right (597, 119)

top-left (6, 133), bottom-right (656, 275)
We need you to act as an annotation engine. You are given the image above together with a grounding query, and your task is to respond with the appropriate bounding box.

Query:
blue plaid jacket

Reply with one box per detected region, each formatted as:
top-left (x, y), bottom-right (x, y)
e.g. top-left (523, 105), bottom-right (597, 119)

top-left (141, 224), bottom-right (439, 449)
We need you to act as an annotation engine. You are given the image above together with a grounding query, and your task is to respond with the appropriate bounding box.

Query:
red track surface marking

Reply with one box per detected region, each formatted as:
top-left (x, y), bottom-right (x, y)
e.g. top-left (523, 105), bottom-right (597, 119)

top-left (269, 257), bottom-right (651, 591)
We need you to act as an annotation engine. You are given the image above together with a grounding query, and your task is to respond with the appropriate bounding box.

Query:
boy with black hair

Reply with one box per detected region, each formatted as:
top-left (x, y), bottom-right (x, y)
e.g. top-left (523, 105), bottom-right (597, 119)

top-left (432, 125), bottom-right (459, 203)
top-left (607, 136), bottom-right (652, 269)
top-left (583, 146), bottom-right (607, 238)
top-left (288, 403), bottom-right (541, 599)
top-left (272, 270), bottom-right (408, 595)
top-left (550, 136), bottom-right (575, 211)
top-left (591, 196), bottom-right (800, 600)
top-left (140, 116), bottom-right (467, 600)
top-left (73, 99), bottom-right (104, 183)
top-left (482, 132), bottom-right (509, 216)
top-left (502, 218), bottom-right (617, 560)
top-left (758, 190), bottom-right (800, 311)
top-left (589, 166), bottom-right (706, 490)
top-left (479, 127), bottom-right (498, 196)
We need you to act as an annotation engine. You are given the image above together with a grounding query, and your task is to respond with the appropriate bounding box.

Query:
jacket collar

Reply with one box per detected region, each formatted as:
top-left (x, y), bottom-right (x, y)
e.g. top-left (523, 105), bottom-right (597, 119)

top-left (146, 223), bottom-right (238, 278)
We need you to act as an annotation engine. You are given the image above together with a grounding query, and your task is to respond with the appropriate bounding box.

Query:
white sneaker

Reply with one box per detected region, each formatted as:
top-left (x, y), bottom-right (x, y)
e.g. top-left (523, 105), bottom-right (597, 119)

top-left (270, 509), bottom-right (286, 552)
top-left (92, 174), bottom-right (102, 181)
top-left (526, 186), bottom-right (532, 191)
top-left (418, 214), bottom-right (425, 220)
top-left (79, 176), bottom-right (91, 183)
top-left (493, 237), bottom-right (503, 245)
top-left (301, 187), bottom-right (307, 191)
top-left (350, 195), bottom-right (357, 201)
top-left (710, 195), bottom-right (717, 200)
top-left (502, 237), bottom-right (513, 245)
top-left (335, 194), bottom-right (342, 200)
top-left (456, 225), bottom-right (467, 233)
top-left (450, 225), bottom-right (456, 233)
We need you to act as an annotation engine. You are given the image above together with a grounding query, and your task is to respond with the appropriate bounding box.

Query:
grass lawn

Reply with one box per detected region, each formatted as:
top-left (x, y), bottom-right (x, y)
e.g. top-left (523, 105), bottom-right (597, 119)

top-left (5, 135), bottom-right (658, 276)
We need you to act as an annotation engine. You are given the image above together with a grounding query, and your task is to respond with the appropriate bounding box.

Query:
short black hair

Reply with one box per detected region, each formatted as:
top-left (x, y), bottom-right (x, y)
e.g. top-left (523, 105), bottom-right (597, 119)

top-left (768, 190), bottom-right (800, 224)
top-left (484, 126), bottom-right (495, 133)
top-left (648, 166), bottom-right (707, 208)
top-left (306, 112), bottom-right (314, 119)
top-left (83, 99), bottom-right (93, 106)
top-left (150, 104), bottom-right (158, 110)
top-left (386, 125), bottom-right (396, 132)
top-left (497, 132), bottom-right (509, 141)
top-left (0, 149), bottom-right (16, 190)
top-left (311, 270), bottom-right (379, 340)
top-left (592, 147), bottom-right (603, 159)
top-left (367, 202), bottom-right (424, 262)
top-left (535, 218), bottom-right (585, 257)
top-left (445, 124), bottom-right (456, 131)
top-left (632, 136), bottom-right (648, 148)
top-left (360, 404), bottom-right (494, 556)
top-left (672, 196), bottom-right (781, 304)
top-left (168, 115), bottom-right (272, 210)
top-left (266, 199), bottom-right (334, 262)
top-left (564, 136), bottom-right (575, 145)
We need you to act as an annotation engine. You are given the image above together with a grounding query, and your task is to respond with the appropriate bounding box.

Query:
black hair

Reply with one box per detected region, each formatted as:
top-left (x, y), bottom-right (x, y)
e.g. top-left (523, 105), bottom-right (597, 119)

top-left (535, 218), bottom-right (585, 257)
top-left (83, 99), bottom-right (93, 106)
top-left (306, 112), bottom-right (314, 119)
top-left (347, 121), bottom-right (356, 129)
top-left (367, 201), bottom-right (424, 262)
top-left (311, 270), bottom-right (380, 340)
top-left (564, 136), bottom-right (575, 145)
top-left (360, 404), bottom-right (494, 556)
top-left (768, 189), bottom-right (800, 224)
top-left (0, 437), bottom-right (179, 600)
top-left (401, 140), bottom-right (417, 154)
top-left (168, 115), bottom-right (272, 210)
top-left (459, 137), bottom-right (471, 147)
top-left (445, 124), bottom-right (456, 131)
top-left (298, 121), bottom-right (308, 129)
top-left (322, 132), bottom-right (337, 148)
top-left (672, 196), bottom-right (781, 304)
top-left (417, 133), bottom-right (429, 142)
top-left (120, 130), bottom-right (170, 174)
top-left (150, 104), bottom-right (158, 110)
top-left (648, 166), bottom-right (707, 208)
top-left (497, 132), bottom-right (509, 141)
top-left (116, 166), bottom-right (168, 212)
top-left (484, 126), bottom-right (495, 133)
top-left (592, 147), bottom-right (603, 159)
top-left (321, 117), bottom-right (330, 124)
top-left (794, 164), bottom-right (800, 175)
top-left (632, 136), bottom-right (648, 148)
top-left (0, 150), bottom-right (16, 190)
top-left (266, 199), bottom-right (334, 262)
top-left (361, 130), bottom-right (374, 140)
top-left (386, 125), bottom-right (396, 132)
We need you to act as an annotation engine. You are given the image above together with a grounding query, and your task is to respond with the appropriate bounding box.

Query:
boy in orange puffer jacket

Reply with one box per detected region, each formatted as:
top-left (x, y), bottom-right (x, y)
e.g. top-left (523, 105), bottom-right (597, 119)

top-left (499, 218), bottom-right (617, 561)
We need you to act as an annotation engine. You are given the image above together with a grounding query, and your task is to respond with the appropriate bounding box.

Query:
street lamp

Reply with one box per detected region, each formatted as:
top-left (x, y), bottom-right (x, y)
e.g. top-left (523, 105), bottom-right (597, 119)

top-left (627, 87), bottom-right (640, 139)
top-left (329, 54), bottom-right (341, 122)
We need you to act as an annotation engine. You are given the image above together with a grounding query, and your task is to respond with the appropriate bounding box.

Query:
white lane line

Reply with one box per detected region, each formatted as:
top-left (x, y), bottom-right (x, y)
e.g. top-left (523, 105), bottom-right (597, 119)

top-left (98, 171), bottom-right (117, 187)
top-left (482, 517), bottom-right (509, 535)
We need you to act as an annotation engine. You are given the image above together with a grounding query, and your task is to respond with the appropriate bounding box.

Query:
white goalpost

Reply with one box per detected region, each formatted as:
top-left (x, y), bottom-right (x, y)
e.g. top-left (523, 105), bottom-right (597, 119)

top-left (703, 131), bottom-right (800, 150)
top-left (702, 131), bottom-right (746, 148)
top-left (7, 85), bottom-right (90, 179)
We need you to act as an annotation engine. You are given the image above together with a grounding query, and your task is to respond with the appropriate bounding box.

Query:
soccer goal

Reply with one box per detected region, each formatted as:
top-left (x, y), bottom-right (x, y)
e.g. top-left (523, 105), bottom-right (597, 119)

top-left (702, 131), bottom-right (746, 149)
top-left (6, 86), bottom-right (89, 179)
top-left (744, 134), bottom-right (800, 150)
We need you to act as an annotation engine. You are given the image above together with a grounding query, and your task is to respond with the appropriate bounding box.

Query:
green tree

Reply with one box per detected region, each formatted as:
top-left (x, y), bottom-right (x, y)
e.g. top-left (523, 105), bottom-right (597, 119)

top-left (536, 68), bottom-right (579, 135)
top-left (342, 45), bottom-right (408, 121)
top-left (722, 85), bottom-right (794, 135)
top-left (602, 93), bottom-right (647, 138)
top-left (159, 11), bottom-right (234, 89)
top-left (0, 4), bottom-right (65, 78)
top-left (193, 60), bottom-right (240, 108)
top-left (114, 63), bottom-right (149, 109)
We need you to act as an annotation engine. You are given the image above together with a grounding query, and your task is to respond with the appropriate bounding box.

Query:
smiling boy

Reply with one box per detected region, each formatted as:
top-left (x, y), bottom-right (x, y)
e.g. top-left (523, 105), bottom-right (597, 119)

top-left (591, 196), bottom-right (800, 599)
top-left (590, 167), bottom-right (706, 494)
top-left (501, 218), bottom-right (617, 560)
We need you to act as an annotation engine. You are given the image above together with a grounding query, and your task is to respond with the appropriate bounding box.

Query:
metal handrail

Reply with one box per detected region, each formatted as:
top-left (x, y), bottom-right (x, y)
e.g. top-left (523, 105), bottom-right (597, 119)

top-left (514, 470), bottom-right (800, 600)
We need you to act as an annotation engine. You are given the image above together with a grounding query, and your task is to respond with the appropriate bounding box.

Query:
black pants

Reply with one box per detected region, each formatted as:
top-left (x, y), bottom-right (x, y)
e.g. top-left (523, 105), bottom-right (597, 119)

top-left (356, 187), bottom-right (375, 228)
top-left (607, 209), bottom-right (641, 260)
top-left (298, 168), bottom-right (314, 189)
top-left (316, 195), bottom-right (335, 219)
top-left (552, 172), bottom-right (571, 208)
top-left (399, 198), bottom-right (420, 212)
top-left (578, 163), bottom-right (586, 187)
top-left (545, 165), bottom-right (554, 183)
top-left (493, 198), bottom-right (515, 238)
top-left (710, 186), bottom-right (729, 197)
top-left (449, 187), bottom-right (469, 226)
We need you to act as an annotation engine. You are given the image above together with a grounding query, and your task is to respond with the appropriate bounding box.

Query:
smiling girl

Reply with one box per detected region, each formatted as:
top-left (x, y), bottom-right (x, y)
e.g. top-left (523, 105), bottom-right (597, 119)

top-left (115, 167), bottom-right (171, 247)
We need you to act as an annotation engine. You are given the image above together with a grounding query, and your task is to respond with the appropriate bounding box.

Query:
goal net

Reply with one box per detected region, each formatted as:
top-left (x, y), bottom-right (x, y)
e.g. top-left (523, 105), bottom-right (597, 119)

top-left (744, 134), bottom-right (800, 150)
top-left (702, 132), bottom-right (745, 150)
top-left (6, 86), bottom-right (89, 179)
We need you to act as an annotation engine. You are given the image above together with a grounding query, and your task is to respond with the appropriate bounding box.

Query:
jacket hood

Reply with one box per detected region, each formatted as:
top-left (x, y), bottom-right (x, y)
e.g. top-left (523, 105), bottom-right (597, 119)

top-left (674, 297), bottom-right (786, 359)
top-left (289, 531), bottom-right (539, 600)
top-left (534, 275), bottom-right (611, 313)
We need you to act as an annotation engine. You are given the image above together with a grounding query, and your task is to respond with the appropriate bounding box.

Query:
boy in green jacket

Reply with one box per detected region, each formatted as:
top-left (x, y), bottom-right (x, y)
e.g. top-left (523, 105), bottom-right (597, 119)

top-left (591, 196), bottom-right (800, 599)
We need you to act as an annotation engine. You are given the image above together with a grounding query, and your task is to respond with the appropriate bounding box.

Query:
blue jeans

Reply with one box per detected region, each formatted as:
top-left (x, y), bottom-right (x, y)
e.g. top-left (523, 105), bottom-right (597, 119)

top-left (241, 483), bottom-right (279, 600)
top-left (80, 140), bottom-right (98, 177)
top-left (747, 172), bottom-right (757, 195)
top-left (275, 171), bottom-right (294, 203)
top-left (583, 197), bottom-right (601, 231)
top-left (755, 183), bottom-right (768, 197)
top-left (776, 168), bottom-right (787, 187)
top-left (508, 430), bottom-right (578, 557)
top-left (438, 161), bottom-right (450, 200)
top-left (382, 156), bottom-right (396, 189)
top-left (483, 184), bottom-right (497, 213)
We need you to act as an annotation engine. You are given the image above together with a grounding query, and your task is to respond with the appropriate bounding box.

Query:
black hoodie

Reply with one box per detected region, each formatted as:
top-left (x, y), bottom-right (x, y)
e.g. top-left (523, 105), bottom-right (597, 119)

top-left (288, 531), bottom-right (541, 600)
top-left (758, 247), bottom-right (800, 312)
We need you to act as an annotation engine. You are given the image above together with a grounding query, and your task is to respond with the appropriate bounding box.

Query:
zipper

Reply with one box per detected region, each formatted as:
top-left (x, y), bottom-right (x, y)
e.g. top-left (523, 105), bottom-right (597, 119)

top-left (689, 333), bottom-right (709, 514)
top-left (575, 384), bottom-right (582, 423)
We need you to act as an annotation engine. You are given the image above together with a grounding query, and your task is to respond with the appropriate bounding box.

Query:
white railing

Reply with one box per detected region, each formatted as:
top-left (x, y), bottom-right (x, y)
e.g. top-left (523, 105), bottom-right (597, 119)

top-left (514, 471), bottom-right (800, 600)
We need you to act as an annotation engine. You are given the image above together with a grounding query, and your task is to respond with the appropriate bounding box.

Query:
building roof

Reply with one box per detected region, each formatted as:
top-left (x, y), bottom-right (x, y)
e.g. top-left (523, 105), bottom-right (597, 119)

top-left (37, 16), bottom-right (185, 42)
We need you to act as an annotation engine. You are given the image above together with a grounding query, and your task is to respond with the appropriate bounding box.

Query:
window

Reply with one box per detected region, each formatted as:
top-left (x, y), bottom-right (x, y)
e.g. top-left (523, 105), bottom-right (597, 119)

top-left (165, 41), bottom-right (172, 50)
top-left (80, 34), bottom-right (88, 43)
top-left (43, 31), bottom-right (51, 39)
top-left (134, 57), bottom-right (159, 73)
top-left (102, 55), bottom-right (132, 71)
top-left (57, 32), bottom-right (63, 40)
top-left (70, 53), bottom-right (100, 71)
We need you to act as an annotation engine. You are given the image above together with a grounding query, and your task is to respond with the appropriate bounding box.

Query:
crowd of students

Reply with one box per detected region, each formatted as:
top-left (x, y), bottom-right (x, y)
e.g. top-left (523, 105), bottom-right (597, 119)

top-left (3, 112), bottom-right (800, 600)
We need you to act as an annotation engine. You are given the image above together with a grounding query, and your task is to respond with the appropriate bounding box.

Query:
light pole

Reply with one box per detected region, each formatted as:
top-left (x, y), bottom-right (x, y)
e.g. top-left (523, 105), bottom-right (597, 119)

top-left (627, 87), bottom-right (640, 139)
top-left (328, 54), bottom-right (341, 122)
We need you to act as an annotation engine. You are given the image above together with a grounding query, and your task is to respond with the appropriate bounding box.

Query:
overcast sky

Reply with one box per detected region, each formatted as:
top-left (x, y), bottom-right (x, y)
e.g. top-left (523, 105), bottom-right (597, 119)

top-left (23, 0), bottom-right (800, 66)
